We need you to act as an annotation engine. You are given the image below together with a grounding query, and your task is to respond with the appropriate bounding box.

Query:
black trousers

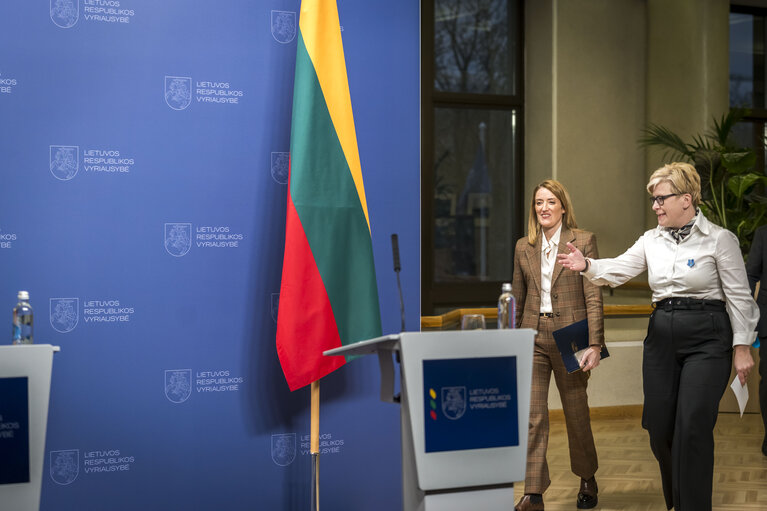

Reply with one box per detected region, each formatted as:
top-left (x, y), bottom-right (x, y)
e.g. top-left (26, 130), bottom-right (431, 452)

top-left (642, 302), bottom-right (732, 511)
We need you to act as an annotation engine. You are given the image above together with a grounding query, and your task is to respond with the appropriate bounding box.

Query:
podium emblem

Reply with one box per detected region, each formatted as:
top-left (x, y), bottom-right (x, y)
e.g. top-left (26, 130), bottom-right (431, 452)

top-left (50, 449), bottom-right (79, 485)
top-left (271, 11), bottom-right (297, 44)
top-left (164, 76), bottom-right (192, 111)
top-left (50, 298), bottom-right (79, 333)
top-left (441, 386), bottom-right (467, 420)
top-left (165, 369), bottom-right (192, 403)
top-left (271, 433), bottom-right (296, 466)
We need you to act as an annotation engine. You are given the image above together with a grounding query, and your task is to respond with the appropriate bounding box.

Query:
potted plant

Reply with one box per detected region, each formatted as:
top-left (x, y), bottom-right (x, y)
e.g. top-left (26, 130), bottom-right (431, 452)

top-left (640, 109), bottom-right (767, 255)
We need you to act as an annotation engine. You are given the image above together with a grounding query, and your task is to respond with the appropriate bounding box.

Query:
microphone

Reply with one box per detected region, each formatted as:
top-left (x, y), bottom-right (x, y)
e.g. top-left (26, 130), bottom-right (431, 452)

top-left (391, 233), bottom-right (401, 272)
top-left (391, 234), bottom-right (406, 333)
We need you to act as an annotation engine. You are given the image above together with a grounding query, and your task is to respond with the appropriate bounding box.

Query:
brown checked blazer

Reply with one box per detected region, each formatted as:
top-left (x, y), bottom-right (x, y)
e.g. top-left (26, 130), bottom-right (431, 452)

top-left (512, 227), bottom-right (603, 492)
top-left (511, 228), bottom-right (604, 347)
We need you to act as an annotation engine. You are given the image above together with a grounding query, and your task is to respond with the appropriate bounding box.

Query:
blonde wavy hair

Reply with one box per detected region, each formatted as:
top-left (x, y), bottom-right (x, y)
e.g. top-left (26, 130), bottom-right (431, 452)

top-left (527, 179), bottom-right (578, 245)
top-left (646, 162), bottom-right (701, 208)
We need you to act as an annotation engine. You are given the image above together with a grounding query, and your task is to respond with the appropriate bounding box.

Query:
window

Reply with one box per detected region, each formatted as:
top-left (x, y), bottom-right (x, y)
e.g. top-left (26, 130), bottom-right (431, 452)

top-left (422, 0), bottom-right (524, 314)
top-left (730, 6), bottom-right (767, 172)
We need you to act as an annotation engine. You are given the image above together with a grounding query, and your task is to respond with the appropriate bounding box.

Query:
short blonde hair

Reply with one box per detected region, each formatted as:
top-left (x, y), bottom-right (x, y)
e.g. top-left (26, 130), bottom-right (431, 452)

top-left (527, 179), bottom-right (578, 245)
top-left (646, 162), bottom-right (701, 208)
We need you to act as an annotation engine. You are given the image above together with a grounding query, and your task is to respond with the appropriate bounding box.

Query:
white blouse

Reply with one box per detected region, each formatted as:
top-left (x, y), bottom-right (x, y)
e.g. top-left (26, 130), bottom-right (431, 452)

top-left (583, 213), bottom-right (758, 346)
top-left (540, 224), bottom-right (561, 313)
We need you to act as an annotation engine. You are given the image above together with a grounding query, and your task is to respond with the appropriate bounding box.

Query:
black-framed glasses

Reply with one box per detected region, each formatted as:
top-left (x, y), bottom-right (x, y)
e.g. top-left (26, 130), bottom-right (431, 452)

top-left (649, 193), bottom-right (678, 206)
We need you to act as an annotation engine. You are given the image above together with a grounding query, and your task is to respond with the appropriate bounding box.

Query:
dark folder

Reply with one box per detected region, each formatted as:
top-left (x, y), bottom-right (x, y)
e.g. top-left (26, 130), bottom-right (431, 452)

top-left (552, 319), bottom-right (609, 373)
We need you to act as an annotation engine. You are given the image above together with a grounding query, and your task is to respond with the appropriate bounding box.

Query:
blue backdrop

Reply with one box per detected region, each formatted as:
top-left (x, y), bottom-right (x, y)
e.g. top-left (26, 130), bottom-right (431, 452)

top-left (0, 1), bottom-right (420, 509)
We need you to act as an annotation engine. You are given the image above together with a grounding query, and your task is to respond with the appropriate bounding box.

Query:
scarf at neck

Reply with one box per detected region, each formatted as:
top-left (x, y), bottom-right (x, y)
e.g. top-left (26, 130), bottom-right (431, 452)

top-left (667, 210), bottom-right (698, 244)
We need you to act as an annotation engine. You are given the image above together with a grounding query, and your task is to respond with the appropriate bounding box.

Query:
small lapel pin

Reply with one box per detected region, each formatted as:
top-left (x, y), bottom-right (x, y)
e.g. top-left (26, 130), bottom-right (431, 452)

top-left (687, 259), bottom-right (695, 268)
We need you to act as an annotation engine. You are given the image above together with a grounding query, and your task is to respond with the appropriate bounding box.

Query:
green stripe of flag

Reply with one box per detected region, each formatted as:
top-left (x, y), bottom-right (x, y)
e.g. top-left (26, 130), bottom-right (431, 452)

top-left (289, 32), bottom-right (382, 346)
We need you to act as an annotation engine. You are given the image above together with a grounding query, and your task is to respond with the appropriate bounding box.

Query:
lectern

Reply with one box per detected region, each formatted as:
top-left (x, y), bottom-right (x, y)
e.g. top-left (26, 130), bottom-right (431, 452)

top-left (0, 345), bottom-right (60, 511)
top-left (325, 330), bottom-right (534, 511)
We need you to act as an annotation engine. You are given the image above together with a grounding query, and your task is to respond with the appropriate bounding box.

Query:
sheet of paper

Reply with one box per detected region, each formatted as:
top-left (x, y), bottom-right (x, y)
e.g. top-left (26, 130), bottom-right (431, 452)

top-left (730, 375), bottom-right (749, 417)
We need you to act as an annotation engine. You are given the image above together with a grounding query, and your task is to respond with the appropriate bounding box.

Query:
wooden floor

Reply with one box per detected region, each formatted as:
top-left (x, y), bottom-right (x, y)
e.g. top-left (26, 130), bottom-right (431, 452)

top-left (514, 409), bottom-right (767, 510)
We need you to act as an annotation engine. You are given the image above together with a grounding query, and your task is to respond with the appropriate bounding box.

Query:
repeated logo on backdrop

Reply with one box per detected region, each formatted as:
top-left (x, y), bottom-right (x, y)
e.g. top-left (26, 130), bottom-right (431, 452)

top-left (49, 449), bottom-right (79, 485)
top-left (0, 1), bottom-right (420, 508)
top-left (271, 152), bottom-right (289, 184)
top-left (164, 75), bottom-right (245, 109)
top-left (164, 370), bottom-right (192, 403)
top-left (164, 223), bottom-right (245, 256)
top-left (50, 0), bottom-right (136, 28)
top-left (50, 298), bottom-right (79, 333)
top-left (50, 0), bottom-right (78, 28)
top-left (270, 11), bottom-right (297, 44)
top-left (164, 223), bottom-right (192, 257)
top-left (270, 432), bottom-right (346, 466)
top-left (300, 432), bottom-right (345, 456)
top-left (49, 297), bottom-right (135, 333)
top-left (50, 448), bottom-right (137, 485)
top-left (271, 434), bottom-right (296, 466)
top-left (164, 77), bottom-right (192, 110)
top-left (49, 145), bottom-right (135, 180)
top-left (49, 146), bottom-right (79, 181)
top-left (164, 368), bottom-right (244, 403)
top-left (0, 71), bottom-right (17, 94)
top-left (0, 228), bottom-right (17, 249)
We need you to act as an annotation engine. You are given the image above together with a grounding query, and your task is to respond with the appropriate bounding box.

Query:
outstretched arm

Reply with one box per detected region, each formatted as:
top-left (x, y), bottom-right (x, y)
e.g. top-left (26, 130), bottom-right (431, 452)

top-left (557, 242), bottom-right (588, 272)
top-left (559, 236), bottom-right (647, 288)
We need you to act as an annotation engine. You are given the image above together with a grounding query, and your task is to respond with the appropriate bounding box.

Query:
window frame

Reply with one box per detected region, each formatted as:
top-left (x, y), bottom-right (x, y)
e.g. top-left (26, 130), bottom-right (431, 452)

top-left (731, 4), bottom-right (767, 176)
top-left (421, 0), bottom-right (525, 314)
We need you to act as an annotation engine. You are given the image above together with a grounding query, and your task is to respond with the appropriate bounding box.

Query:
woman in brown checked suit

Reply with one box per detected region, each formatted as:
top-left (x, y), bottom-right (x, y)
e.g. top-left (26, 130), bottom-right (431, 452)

top-left (512, 179), bottom-right (604, 511)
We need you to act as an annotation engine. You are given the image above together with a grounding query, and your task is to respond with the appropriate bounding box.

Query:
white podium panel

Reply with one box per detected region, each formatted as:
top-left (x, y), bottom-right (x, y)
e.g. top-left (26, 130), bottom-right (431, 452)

top-left (0, 345), bottom-right (60, 511)
top-left (399, 330), bottom-right (534, 490)
top-left (423, 486), bottom-right (514, 511)
top-left (325, 330), bottom-right (534, 511)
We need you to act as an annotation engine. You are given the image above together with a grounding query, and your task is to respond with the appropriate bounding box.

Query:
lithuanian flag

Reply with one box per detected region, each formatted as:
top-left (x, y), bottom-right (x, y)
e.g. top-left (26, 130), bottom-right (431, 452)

top-left (276, 0), bottom-right (382, 391)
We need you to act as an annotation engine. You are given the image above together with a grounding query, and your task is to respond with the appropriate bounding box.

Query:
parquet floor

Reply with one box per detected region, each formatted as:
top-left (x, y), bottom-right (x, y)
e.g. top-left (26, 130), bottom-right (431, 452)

top-left (514, 409), bottom-right (767, 510)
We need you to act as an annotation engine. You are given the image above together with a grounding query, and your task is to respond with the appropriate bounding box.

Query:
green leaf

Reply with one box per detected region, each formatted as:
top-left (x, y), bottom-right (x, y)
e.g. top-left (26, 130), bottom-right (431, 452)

top-left (638, 109), bottom-right (765, 256)
top-left (727, 173), bottom-right (764, 198)
top-left (691, 134), bottom-right (714, 152)
top-left (692, 149), bottom-right (721, 183)
top-left (721, 151), bottom-right (756, 174)
top-left (710, 108), bottom-right (747, 146)
top-left (638, 124), bottom-right (692, 160)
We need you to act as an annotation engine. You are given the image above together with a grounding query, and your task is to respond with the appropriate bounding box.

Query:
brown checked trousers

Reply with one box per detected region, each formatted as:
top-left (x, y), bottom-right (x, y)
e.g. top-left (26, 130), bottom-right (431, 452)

top-left (511, 228), bottom-right (604, 493)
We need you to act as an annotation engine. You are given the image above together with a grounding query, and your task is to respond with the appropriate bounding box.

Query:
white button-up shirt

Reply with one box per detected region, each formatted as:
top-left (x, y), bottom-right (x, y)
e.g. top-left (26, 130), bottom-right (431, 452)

top-left (540, 224), bottom-right (561, 314)
top-left (583, 213), bottom-right (758, 346)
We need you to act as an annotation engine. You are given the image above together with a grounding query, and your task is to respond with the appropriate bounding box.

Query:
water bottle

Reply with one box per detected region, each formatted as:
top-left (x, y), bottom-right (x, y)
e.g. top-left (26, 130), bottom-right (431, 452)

top-left (12, 290), bottom-right (33, 345)
top-left (497, 283), bottom-right (515, 329)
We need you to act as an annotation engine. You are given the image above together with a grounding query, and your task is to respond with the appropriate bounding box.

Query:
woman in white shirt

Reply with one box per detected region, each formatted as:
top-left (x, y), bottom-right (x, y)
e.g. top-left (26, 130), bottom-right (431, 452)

top-left (558, 162), bottom-right (757, 511)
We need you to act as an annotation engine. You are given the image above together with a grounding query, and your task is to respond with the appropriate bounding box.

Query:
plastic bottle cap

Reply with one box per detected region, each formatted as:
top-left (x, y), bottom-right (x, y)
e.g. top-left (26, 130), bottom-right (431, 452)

top-left (501, 283), bottom-right (512, 292)
top-left (18, 290), bottom-right (29, 300)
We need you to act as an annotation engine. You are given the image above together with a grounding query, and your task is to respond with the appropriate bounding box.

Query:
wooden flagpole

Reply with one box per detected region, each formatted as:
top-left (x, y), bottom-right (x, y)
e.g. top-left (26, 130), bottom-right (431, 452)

top-left (310, 380), bottom-right (320, 511)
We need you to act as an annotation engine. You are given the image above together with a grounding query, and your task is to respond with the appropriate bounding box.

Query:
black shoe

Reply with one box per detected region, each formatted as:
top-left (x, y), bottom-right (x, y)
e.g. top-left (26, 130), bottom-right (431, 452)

top-left (577, 476), bottom-right (598, 509)
top-left (514, 493), bottom-right (544, 511)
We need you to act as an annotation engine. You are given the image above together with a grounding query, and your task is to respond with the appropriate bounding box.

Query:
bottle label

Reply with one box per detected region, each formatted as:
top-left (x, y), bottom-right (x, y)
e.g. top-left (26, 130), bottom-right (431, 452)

top-left (12, 309), bottom-right (33, 344)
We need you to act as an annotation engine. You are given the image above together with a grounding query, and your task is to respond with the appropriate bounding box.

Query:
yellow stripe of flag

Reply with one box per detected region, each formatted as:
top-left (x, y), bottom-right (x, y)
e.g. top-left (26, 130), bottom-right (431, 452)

top-left (299, 0), bottom-right (371, 232)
